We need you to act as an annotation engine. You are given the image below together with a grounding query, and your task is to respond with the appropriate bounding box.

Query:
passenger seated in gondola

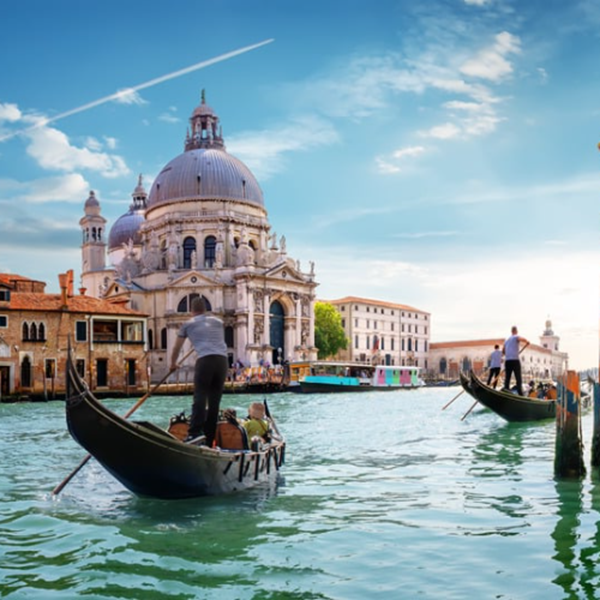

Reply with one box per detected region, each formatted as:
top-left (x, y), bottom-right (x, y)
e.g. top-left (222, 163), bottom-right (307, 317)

top-left (243, 402), bottom-right (271, 450)
top-left (213, 408), bottom-right (249, 450)
top-left (546, 384), bottom-right (557, 400)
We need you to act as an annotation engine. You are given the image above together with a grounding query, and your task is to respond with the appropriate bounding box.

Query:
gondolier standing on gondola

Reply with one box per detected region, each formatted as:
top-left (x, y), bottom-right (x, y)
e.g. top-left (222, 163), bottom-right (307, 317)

top-left (502, 326), bottom-right (528, 396)
top-left (170, 297), bottom-right (228, 445)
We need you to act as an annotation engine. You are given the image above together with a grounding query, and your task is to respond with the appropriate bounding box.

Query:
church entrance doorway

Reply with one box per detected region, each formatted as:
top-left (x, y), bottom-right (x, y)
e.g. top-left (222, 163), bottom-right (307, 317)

top-left (269, 301), bottom-right (285, 366)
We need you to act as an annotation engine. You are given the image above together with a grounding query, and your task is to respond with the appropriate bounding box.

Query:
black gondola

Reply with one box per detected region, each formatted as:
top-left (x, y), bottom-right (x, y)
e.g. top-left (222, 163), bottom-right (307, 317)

top-left (462, 370), bottom-right (556, 423)
top-left (64, 353), bottom-right (285, 499)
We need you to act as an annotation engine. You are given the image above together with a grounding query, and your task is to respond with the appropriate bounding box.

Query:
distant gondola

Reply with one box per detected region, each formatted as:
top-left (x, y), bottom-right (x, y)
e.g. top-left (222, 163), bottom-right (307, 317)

top-left (462, 370), bottom-right (556, 423)
top-left (64, 353), bottom-right (285, 499)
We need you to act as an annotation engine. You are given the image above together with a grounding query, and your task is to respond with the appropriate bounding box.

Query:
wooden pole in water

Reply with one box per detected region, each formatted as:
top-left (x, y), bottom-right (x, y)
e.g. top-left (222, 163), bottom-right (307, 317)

top-left (554, 370), bottom-right (586, 479)
top-left (592, 381), bottom-right (600, 467)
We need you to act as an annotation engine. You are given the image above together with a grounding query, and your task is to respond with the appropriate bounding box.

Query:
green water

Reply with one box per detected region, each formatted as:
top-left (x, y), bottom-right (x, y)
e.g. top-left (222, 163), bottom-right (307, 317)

top-left (1, 388), bottom-right (599, 599)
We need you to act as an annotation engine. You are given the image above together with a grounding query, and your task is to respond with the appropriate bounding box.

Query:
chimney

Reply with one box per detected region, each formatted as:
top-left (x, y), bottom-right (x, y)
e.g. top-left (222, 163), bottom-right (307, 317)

top-left (58, 273), bottom-right (68, 308)
top-left (67, 269), bottom-right (74, 297)
top-left (79, 287), bottom-right (87, 296)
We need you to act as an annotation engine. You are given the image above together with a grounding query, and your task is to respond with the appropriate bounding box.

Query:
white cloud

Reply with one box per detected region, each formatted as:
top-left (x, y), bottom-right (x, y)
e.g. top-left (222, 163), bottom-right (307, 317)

top-left (24, 125), bottom-right (130, 178)
top-left (228, 116), bottom-right (339, 180)
top-left (460, 31), bottom-right (521, 81)
top-left (464, 0), bottom-right (489, 4)
top-left (376, 145), bottom-right (428, 174)
top-left (0, 173), bottom-right (89, 203)
top-left (420, 122), bottom-right (462, 139)
top-left (113, 88), bottom-right (147, 105)
top-left (0, 102), bottom-right (21, 122)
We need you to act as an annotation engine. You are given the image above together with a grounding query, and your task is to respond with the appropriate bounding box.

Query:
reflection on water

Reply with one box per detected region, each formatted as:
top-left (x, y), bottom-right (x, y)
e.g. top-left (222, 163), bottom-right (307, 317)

top-left (3, 390), bottom-right (600, 598)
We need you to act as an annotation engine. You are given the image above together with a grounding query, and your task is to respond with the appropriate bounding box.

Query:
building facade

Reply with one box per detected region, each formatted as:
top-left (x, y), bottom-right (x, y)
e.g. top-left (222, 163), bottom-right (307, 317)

top-left (328, 296), bottom-right (431, 369)
top-left (0, 272), bottom-right (147, 400)
top-left (428, 320), bottom-right (568, 381)
top-left (80, 92), bottom-right (318, 382)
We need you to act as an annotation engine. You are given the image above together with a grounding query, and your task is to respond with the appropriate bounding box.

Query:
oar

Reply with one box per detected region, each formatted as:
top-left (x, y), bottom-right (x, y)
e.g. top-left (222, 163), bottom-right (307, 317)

top-left (441, 386), bottom-right (467, 411)
top-left (263, 397), bottom-right (282, 440)
top-left (52, 347), bottom-right (195, 496)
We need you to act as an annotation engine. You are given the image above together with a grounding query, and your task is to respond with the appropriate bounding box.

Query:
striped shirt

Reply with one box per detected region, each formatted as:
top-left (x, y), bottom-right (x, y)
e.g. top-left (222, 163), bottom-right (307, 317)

top-left (177, 314), bottom-right (227, 358)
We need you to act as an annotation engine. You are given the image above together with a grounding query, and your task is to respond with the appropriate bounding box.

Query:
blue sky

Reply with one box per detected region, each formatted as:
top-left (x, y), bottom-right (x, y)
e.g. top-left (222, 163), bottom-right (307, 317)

top-left (1, 0), bottom-right (599, 369)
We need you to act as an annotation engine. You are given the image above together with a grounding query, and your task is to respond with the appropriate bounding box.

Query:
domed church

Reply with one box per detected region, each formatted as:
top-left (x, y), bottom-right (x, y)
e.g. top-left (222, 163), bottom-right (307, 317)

top-left (80, 91), bottom-right (318, 381)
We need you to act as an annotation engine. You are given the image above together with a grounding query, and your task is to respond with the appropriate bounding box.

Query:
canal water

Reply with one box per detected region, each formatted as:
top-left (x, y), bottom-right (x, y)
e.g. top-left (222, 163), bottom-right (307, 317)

top-left (1, 387), bottom-right (599, 599)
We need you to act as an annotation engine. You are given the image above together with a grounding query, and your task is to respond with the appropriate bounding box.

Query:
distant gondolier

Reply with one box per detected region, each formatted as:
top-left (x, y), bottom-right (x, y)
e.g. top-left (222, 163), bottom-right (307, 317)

top-left (486, 344), bottom-right (503, 388)
top-left (170, 297), bottom-right (228, 445)
top-left (502, 326), bottom-right (528, 396)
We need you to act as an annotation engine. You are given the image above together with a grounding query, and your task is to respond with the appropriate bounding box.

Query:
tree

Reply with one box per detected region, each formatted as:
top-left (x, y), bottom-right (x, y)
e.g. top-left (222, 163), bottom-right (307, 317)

top-left (314, 301), bottom-right (348, 359)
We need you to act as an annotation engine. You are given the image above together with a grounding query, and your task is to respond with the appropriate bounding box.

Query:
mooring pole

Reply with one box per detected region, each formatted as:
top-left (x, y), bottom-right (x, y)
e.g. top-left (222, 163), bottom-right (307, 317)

top-left (592, 380), bottom-right (600, 468)
top-left (555, 370), bottom-right (586, 478)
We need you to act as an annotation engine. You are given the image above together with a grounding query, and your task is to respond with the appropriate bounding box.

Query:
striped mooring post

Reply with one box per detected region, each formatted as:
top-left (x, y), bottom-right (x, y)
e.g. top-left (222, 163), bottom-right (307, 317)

top-left (554, 370), bottom-right (586, 479)
top-left (591, 381), bottom-right (600, 468)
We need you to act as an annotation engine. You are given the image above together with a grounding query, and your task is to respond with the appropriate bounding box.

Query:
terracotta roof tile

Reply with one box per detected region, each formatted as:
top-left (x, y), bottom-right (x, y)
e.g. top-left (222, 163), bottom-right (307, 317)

top-left (7, 292), bottom-right (147, 316)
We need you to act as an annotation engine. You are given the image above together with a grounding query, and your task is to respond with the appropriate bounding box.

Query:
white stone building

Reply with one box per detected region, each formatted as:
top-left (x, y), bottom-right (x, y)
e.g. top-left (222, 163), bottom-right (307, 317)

top-left (328, 296), bottom-right (431, 368)
top-left (428, 320), bottom-right (568, 381)
top-left (80, 92), bottom-right (318, 381)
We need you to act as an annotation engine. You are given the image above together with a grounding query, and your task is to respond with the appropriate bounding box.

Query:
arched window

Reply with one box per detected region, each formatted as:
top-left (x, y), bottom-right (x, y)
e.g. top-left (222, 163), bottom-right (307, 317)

top-left (160, 240), bottom-right (167, 270)
top-left (439, 358), bottom-right (447, 375)
top-left (22, 322), bottom-right (29, 341)
top-left (21, 356), bottom-right (32, 388)
top-left (38, 323), bottom-right (45, 341)
top-left (204, 236), bottom-right (216, 268)
top-left (461, 357), bottom-right (471, 373)
top-left (148, 329), bottom-right (154, 350)
top-left (177, 293), bottom-right (212, 313)
top-left (30, 323), bottom-right (37, 341)
top-left (161, 327), bottom-right (167, 350)
top-left (182, 236), bottom-right (196, 269)
top-left (407, 338), bottom-right (412, 352)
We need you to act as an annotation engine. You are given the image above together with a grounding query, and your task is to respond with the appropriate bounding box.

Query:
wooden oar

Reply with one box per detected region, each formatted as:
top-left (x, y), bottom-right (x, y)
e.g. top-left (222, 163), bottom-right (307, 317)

top-left (52, 347), bottom-right (195, 496)
top-left (442, 386), bottom-right (468, 411)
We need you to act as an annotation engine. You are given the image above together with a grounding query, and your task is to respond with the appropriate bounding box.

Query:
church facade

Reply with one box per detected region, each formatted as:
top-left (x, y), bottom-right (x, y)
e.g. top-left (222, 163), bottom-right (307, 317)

top-left (80, 92), bottom-right (318, 382)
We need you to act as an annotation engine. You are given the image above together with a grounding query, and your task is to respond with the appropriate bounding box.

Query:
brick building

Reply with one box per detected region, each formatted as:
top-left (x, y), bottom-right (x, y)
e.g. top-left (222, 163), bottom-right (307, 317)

top-left (0, 271), bottom-right (147, 400)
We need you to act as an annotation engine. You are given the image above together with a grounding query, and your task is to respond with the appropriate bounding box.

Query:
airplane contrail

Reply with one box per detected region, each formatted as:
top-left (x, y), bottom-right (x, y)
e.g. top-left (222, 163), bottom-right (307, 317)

top-left (0, 38), bottom-right (274, 142)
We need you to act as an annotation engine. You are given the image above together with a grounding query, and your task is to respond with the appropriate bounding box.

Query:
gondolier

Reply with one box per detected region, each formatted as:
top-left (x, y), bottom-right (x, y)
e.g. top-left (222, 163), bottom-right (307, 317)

top-left (502, 325), bottom-right (528, 396)
top-left (170, 297), bottom-right (228, 445)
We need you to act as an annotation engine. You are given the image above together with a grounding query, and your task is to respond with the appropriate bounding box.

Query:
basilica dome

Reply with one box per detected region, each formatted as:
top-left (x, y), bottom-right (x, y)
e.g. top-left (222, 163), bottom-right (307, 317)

top-left (146, 92), bottom-right (264, 210)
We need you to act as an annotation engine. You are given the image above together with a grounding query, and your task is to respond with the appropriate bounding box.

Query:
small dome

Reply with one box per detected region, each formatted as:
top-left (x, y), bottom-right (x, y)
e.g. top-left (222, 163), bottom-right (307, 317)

top-left (108, 210), bottom-right (145, 250)
top-left (84, 191), bottom-right (100, 216)
top-left (147, 148), bottom-right (264, 209)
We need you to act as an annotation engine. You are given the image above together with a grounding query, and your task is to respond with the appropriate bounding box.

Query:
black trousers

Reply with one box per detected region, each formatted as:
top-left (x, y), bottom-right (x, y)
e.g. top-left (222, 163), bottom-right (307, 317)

top-left (487, 367), bottom-right (501, 387)
top-left (189, 354), bottom-right (228, 444)
top-left (504, 359), bottom-right (523, 396)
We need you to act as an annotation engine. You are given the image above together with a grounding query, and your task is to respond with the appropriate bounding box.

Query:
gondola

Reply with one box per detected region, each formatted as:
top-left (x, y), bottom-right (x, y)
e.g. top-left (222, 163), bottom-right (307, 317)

top-left (464, 370), bottom-right (556, 423)
top-left (64, 353), bottom-right (285, 499)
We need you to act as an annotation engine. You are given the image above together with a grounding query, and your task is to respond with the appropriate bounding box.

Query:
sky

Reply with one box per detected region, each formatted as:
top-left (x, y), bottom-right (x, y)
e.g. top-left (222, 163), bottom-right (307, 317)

top-left (0, 0), bottom-right (599, 370)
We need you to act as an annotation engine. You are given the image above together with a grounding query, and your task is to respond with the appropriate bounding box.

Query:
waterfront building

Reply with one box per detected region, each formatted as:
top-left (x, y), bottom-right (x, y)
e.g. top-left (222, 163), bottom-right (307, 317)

top-left (327, 296), bottom-right (431, 368)
top-left (0, 271), bottom-right (147, 400)
top-left (80, 92), bottom-right (318, 382)
top-left (428, 319), bottom-right (568, 381)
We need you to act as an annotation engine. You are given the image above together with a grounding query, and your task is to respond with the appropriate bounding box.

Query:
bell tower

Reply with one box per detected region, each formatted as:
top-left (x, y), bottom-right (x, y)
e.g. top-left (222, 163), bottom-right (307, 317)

top-left (80, 191), bottom-right (107, 294)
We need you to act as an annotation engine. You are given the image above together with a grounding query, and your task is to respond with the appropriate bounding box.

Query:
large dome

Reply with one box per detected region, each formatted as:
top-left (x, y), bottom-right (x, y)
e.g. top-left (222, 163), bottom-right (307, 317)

top-left (146, 92), bottom-right (264, 210)
top-left (147, 148), bottom-right (264, 209)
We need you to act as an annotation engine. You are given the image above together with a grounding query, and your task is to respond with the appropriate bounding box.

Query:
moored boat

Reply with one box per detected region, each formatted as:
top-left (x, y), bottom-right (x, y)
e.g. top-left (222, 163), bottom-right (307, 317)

top-left (298, 362), bottom-right (423, 393)
top-left (464, 370), bottom-right (556, 423)
top-left (64, 353), bottom-right (285, 499)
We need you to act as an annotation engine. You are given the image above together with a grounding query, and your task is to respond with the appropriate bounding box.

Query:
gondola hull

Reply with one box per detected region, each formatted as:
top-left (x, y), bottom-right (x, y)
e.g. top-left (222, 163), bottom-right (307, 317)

top-left (65, 356), bottom-right (285, 499)
top-left (466, 371), bottom-right (556, 422)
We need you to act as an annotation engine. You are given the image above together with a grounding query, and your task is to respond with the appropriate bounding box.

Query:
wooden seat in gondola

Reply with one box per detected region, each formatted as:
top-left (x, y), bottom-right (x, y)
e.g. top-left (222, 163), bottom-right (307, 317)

top-left (214, 420), bottom-right (249, 450)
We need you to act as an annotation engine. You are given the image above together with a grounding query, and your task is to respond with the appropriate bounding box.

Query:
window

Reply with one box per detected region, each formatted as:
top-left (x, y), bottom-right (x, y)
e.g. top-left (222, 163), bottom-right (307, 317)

top-left (0, 289), bottom-right (10, 301)
top-left (30, 323), bottom-right (37, 340)
top-left (415, 340), bottom-right (419, 352)
top-left (341, 319), bottom-right (346, 328)
top-left (148, 329), bottom-right (154, 350)
top-left (76, 359), bottom-right (85, 378)
top-left (161, 328), bottom-right (167, 349)
top-left (75, 321), bottom-right (87, 342)
top-left (183, 236), bottom-right (197, 269)
top-left (391, 337), bottom-right (395, 351)
top-left (374, 321), bottom-right (377, 330)
top-left (22, 322), bottom-right (29, 340)
top-left (355, 318), bottom-right (358, 327)
top-left (38, 323), bottom-right (45, 341)
top-left (45, 359), bottom-right (56, 378)
top-left (354, 335), bottom-right (358, 349)
top-left (0, 315), bottom-right (8, 327)
top-left (225, 326), bottom-right (234, 348)
top-left (341, 306), bottom-right (346, 311)
top-left (366, 307), bottom-right (370, 312)
top-left (366, 336), bottom-right (370, 350)
top-left (204, 235), bottom-right (216, 267)
top-left (96, 358), bottom-right (108, 387)
top-left (366, 320), bottom-right (370, 329)
top-left (21, 356), bottom-right (32, 387)
top-left (93, 321), bottom-right (117, 342)
top-left (126, 359), bottom-right (136, 386)
top-left (122, 321), bottom-right (143, 342)
top-left (391, 323), bottom-right (394, 331)
top-left (381, 337), bottom-right (385, 350)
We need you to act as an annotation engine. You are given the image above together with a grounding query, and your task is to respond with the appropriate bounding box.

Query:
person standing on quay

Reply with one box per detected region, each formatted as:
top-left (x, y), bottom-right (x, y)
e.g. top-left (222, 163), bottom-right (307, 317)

top-left (170, 297), bottom-right (228, 445)
top-left (502, 326), bottom-right (528, 396)
top-left (486, 344), bottom-right (503, 388)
